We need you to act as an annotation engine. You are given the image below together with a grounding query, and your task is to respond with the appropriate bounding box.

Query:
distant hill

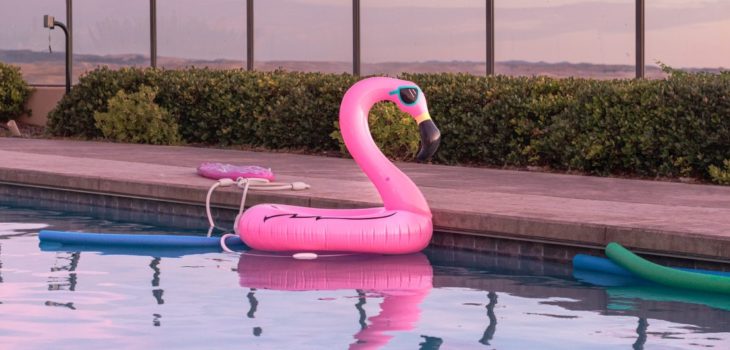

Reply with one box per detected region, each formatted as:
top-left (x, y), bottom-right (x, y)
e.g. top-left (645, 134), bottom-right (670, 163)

top-left (2, 49), bottom-right (725, 85)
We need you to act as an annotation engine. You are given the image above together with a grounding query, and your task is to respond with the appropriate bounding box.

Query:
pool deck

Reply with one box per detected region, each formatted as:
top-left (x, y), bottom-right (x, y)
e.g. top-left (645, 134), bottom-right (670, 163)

top-left (1, 137), bottom-right (730, 262)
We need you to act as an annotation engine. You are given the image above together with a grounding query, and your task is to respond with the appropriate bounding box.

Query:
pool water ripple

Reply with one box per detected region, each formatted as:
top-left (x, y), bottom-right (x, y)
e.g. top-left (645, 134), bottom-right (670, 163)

top-left (0, 206), bottom-right (728, 349)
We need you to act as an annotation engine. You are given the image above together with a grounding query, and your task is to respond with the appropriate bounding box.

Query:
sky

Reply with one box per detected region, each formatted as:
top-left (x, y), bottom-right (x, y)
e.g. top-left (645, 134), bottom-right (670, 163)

top-left (1, 0), bottom-right (728, 68)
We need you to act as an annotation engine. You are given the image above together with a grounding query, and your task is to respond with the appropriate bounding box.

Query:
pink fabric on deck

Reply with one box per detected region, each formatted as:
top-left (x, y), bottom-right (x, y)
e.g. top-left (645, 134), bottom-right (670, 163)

top-left (196, 162), bottom-right (274, 181)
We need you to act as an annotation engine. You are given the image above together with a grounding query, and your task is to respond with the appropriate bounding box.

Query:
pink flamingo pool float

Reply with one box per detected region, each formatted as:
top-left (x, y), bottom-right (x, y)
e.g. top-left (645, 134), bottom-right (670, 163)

top-left (235, 77), bottom-right (441, 254)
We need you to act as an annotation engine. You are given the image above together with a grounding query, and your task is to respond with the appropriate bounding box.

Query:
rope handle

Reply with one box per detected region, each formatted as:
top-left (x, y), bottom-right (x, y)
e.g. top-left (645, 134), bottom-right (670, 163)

top-left (205, 177), bottom-right (310, 236)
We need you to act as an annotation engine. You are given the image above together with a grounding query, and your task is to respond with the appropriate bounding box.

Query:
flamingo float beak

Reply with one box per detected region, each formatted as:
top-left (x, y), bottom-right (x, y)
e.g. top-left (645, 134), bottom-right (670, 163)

top-left (415, 112), bottom-right (441, 163)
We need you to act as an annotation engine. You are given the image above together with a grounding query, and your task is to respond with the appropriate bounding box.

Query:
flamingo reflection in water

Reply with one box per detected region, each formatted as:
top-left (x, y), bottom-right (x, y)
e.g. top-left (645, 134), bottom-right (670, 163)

top-left (237, 253), bottom-right (433, 349)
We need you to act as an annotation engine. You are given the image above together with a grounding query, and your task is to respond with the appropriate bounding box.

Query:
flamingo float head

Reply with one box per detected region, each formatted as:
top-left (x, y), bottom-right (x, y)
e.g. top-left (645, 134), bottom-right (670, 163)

top-left (386, 83), bottom-right (441, 162)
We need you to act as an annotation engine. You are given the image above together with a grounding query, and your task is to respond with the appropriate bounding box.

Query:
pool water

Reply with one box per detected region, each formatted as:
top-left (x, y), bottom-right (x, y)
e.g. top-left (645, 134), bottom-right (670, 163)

top-left (1, 205), bottom-right (729, 349)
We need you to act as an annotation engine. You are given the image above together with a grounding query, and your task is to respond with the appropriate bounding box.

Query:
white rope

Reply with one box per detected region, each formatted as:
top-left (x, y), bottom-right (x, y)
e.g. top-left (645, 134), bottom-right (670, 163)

top-left (205, 180), bottom-right (224, 230)
top-left (205, 176), bottom-right (327, 257)
top-left (205, 178), bottom-right (235, 232)
top-left (205, 177), bottom-right (310, 239)
top-left (219, 233), bottom-right (239, 253)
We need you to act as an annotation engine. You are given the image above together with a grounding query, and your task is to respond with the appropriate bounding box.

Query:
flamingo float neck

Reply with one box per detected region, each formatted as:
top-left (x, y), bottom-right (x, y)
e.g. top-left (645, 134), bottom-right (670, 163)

top-left (339, 77), bottom-right (431, 217)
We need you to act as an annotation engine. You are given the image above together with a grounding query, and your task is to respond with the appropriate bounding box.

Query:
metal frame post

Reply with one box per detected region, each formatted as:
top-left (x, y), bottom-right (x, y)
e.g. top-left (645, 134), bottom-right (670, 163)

top-left (486, 0), bottom-right (494, 75)
top-left (353, 0), bottom-right (361, 76)
top-left (44, 14), bottom-right (70, 92)
top-left (247, 0), bottom-right (254, 70)
top-left (636, 0), bottom-right (645, 78)
top-left (66, 0), bottom-right (73, 89)
top-left (150, 0), bottom-right (157, 68)
top-left (44, 15), bottom-right (70, 93)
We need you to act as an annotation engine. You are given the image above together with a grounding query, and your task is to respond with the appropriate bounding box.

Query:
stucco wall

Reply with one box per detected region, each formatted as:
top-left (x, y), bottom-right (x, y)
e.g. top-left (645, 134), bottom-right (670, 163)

top-left (18, 86), bottom-right (64, 126)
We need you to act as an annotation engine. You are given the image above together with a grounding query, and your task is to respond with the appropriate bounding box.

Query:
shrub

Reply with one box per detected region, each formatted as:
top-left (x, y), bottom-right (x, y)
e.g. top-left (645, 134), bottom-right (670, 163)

top-left (708, 160), bottom-right (730, 185)
top-left (331, 102), bottom-right (420, 160)
top-left (94, 85), bottom-right (181, 145)
top-left (48, 67), bottom-right (161, 137)
top-left (253, 71), bottom-right (357, 150)
top-left (48, 68), bottom-right (354, 149)
top-left (0, 62), bottom-right (32, 122)
top-left (403, 71), bottom-right (730, 181)
top-left (48, 67), bottom-right (730, 183)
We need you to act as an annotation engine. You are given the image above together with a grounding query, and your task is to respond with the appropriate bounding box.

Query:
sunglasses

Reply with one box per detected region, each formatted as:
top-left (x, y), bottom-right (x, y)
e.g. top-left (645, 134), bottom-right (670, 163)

top-left (389, 86), bottom-right (420, 106)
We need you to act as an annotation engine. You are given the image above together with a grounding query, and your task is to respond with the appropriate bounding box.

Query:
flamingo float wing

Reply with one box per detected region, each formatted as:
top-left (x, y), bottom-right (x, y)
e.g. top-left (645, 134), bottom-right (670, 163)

top-left (239, 204), bottom-right (432, 254)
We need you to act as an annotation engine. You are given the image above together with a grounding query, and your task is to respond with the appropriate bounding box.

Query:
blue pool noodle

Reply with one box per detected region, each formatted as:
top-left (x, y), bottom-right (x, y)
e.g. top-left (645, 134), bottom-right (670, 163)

top-left (573, 254), bottom-right (636, 277)
top-left (39, 230), bottom-right (246, 249)
top-left (573, 254), bottom-right (730, 278)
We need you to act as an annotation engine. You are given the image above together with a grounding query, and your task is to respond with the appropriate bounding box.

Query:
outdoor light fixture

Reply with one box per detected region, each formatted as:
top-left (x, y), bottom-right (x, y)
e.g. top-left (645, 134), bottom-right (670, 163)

top-left (43, 15), bottom-right (71, 93)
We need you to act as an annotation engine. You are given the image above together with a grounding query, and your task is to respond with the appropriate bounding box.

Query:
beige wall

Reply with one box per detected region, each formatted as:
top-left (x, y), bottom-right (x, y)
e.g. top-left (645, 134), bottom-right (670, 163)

top-left (18, 86), bottom-right (65, 126)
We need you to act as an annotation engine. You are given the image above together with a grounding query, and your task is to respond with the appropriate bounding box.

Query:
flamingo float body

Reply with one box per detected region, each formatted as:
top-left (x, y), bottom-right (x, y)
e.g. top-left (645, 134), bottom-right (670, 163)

top-left (236, 77), bottom-right (441, 254)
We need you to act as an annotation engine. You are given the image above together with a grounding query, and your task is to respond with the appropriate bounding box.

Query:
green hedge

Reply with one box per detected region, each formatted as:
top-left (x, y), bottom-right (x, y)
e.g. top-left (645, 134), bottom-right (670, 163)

top-left (0, 62), bottom-right (32, 122)
top-left (48, 67), bottom-right (356, 151)
top-left (48, 67), bottom-right (730, 181)
top-left (403, 72), bottom-right (730, 180)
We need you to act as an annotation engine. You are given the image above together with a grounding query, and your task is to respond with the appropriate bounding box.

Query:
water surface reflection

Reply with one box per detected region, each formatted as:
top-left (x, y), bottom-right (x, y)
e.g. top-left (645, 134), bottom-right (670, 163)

top-left (238, 253), bottom-right (432, 349)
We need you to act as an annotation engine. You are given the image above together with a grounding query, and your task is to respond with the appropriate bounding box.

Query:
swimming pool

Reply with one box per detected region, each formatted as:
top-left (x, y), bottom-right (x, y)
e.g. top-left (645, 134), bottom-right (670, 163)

top-left (1, 205), bottom-right (728, 349)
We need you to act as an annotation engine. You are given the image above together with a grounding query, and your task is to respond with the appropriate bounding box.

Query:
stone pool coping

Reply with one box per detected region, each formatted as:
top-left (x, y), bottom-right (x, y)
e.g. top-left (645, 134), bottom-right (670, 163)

top-left (1, 138), bottom-right (730, 262)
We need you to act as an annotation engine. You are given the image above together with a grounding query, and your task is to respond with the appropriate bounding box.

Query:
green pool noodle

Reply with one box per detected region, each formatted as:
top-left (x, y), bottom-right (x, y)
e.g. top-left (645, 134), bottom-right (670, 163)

top-left (605, 242), bottom-right (730, 295)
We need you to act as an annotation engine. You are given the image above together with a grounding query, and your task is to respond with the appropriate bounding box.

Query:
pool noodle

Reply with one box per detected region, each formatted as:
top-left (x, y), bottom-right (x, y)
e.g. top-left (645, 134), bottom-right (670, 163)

top-left (573, 253), bottom-right (730, 278)
top-left (38, 230), bottom-right (246, 249)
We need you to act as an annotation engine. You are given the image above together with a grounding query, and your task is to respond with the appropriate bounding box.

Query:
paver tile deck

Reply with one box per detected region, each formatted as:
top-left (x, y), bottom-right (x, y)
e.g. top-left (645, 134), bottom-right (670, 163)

top-left (1, 138), bottom-right (729, 261)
